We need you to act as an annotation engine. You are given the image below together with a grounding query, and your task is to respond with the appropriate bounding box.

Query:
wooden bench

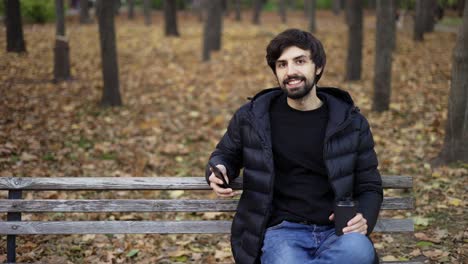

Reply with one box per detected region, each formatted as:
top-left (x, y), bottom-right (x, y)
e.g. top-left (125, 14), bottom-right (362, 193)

top-left (0, 176), bottom-right (421, 263)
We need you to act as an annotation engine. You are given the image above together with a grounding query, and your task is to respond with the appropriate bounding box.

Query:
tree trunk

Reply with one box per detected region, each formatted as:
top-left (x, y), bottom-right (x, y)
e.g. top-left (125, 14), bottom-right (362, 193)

top-left (372, 0), bottom-right (395, 112)
top-left (5, 0), bottom-right (26, 53)
top-left (333, 0), bottom-right (341, 15)
top-left (212, 1), bottom-right (223, 51)
top-left (343, 0), bottom-right (349, 23)
top-left (279, 0), bottom-right (287, 23)
top-left (252, 0), bottom-right (262, 24)
top-left (308, 0), bottom-right (316, 33)
top-left (435, 3), bottom-right (468, 164)
top-left (457, 0), bottom-right (465, 17)
top-left (222, 0), bottom-right (229, 17)
top-left (96, 0), bottom-right (122, 107)
top-left (235, 0), bottom-right (241, 21)
top-left (414, 0), bottom-right (426, 41)
top-left (79, 0), bottom-right (91, 24)
top-left (345, 0), bottom-right (363, 81)
top-left (202, 0), bottom-right (222, 61)
top-left (424, 0), bottom-right (436, 33)
top-left (164, 0), bottom-right (179, 36)
top-left (128, 0), bottom-right (135, 19)
top-left (54, 0), bottom-right (71, 82)
top-left (143, 0), bottom-right (152, 25)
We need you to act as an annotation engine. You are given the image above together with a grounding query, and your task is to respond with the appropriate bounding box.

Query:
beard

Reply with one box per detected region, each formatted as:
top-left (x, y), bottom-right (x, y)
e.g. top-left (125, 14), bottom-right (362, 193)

top-left (279, 75), bottom-right (316, 100)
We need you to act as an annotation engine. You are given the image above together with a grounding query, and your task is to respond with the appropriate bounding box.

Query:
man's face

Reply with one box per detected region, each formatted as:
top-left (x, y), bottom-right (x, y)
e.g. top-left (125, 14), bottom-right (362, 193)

top-left (275, 46), bottom-right (322, 99)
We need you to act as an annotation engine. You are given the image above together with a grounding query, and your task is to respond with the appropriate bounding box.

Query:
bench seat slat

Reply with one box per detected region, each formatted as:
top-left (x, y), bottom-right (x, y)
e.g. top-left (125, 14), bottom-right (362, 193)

top-left (0, 219), bottom-right (413, 234)
top-left (379, 262), bottom-right (424, 264)
top-left (0, 176), bottom-right (412, 190)
top-left (0, 197), bottom-right (413, 212)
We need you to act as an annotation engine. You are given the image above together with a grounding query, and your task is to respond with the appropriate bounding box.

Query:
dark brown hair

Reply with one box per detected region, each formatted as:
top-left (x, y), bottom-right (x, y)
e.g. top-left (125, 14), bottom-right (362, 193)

top-left (266, 29), bottom-right (326, 83)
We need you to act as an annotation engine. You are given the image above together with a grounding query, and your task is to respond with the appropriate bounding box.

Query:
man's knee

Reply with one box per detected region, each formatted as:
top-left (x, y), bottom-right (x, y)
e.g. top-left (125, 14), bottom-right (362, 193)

top-left (338, 233), bottom-right (375, 263)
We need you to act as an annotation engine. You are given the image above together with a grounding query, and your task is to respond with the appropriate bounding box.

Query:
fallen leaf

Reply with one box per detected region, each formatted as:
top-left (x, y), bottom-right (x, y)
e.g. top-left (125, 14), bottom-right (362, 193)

top-left (20, 152), bottom-right (37, 161)
top-left (448, 197), bottom-right (462, 207)
top-left (169, 190), bottom-right (185, 199)
top-left (126, 249), bottom-right (139, 258)
top-left (381, 255), bottom-right (399, 261)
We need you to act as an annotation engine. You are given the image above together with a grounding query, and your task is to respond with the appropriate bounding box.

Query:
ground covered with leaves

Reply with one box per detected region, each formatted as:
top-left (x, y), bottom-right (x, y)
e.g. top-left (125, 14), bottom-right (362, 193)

top-left (0, 10), bottom-right (466, 264)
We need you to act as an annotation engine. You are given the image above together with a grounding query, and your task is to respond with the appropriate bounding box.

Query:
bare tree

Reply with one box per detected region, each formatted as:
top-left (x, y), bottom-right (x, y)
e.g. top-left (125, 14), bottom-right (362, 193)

top-left (54, 0), bottom-right (71, 82)
top-left (307, 0), bottom-right (316, 33)
top-left (96, 0), bottom-right (122, 106)
top-left (5, 0), bottom-right (26, 53)
top-left (235, 0), bottom-right (242, 21)
top-left (279, 0), bottom-right (287, 23)
top-left (458, 0), bottom-right (466, 16)
top-left (332, 0), bottom-right (341, 15)
top-left (414, 0), bottom-right (427, 41)
top-left (252, 0), bottom-right (262, 24)
top-left (424, 0), bottom-right (437, 33)
top-left (143, 0), bottom-right (152, 25)
top-left (80, 0), bottom-right (91, 24)
top-left (203, 0), bottom-right (222, 61)
top-left (434, 3), bottom-right (468, 165)
top-left (164, 0), bottom-right (180, 36)
top-left (128, 0), bottom-right (135, 19)
top-left (372, 0), bottom-right (395, 112)
top-left (345, 0), bottom-right (363, 81)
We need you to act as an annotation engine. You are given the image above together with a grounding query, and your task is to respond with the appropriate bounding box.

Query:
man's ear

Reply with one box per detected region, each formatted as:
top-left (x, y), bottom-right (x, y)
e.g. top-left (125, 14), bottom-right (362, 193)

top-left (316, 67), bottom-right (323, 76)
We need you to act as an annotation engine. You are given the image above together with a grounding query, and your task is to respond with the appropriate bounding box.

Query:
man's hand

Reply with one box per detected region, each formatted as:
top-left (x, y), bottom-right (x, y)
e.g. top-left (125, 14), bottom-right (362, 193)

top-left (208, 164), bottom-right (240, 198)
top-left (329, 213), bottom-right (368, 235)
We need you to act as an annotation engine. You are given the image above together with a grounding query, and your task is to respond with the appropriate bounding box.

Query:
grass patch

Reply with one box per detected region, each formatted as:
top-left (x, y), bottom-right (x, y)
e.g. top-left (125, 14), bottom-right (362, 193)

top-left (10, 155), bottom-right (20, 163)
top-left (43, 152), bottom-right (56, 161)
top-left (99, 152), bottom-right (118, 161)
top-left (438, 17), bottom-right (462, 26)
top-left (78, 137), bottom-right (94, 150)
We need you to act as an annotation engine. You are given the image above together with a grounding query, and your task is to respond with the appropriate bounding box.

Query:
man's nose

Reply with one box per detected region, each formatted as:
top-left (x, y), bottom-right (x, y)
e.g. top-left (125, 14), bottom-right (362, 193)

top-left (287, 64), bottom-right (299, 75)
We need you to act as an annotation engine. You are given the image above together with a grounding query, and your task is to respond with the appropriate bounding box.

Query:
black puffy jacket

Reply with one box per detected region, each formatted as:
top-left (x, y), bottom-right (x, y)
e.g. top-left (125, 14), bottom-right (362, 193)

top-left (206, 87), bottom-right (383, 264)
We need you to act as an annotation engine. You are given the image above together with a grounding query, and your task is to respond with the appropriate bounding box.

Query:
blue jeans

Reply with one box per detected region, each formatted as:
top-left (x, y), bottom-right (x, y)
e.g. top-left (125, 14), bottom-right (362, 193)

top-left (261, 221), bottom-right (375, 264)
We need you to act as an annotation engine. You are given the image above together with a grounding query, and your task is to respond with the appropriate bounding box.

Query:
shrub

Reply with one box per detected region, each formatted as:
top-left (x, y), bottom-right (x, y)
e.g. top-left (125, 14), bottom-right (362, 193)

top-left (21, 0), bottom-right (55, 24)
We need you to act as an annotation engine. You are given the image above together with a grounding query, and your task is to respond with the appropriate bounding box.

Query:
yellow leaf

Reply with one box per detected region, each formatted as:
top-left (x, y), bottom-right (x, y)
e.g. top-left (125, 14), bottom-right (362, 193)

top-left (169, 190), bottom-right (184, 199)
top-left (448, 198), bottom-right (462, 207)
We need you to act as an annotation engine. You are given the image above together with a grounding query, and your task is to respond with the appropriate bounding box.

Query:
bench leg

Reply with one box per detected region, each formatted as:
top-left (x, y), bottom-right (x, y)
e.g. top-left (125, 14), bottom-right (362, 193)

top-left (7, 190), bottom-right (22, 263)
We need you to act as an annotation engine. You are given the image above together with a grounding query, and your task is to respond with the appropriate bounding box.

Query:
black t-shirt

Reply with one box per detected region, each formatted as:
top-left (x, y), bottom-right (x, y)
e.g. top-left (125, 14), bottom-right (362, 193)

top-left (268, 93), bottom-right (334, 227)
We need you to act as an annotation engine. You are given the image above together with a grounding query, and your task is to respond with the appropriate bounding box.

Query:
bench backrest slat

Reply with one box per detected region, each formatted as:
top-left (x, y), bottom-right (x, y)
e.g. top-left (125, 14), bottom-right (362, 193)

top-left (0, 176), bottom-right (412, 190)
top-left (0, 218), bottom-right (413, 235)
top-left (0, 197), bottom-right (413, 212)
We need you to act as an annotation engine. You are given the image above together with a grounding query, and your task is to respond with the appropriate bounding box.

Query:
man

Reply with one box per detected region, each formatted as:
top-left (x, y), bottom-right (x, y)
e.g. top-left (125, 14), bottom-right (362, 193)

top-left (206, 29), bottom-right (382, 264)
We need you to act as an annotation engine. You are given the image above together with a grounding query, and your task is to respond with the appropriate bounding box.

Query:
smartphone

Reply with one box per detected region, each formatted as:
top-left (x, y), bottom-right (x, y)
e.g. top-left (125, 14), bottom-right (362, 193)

top-left (208, 161), bottom-right (229, 188)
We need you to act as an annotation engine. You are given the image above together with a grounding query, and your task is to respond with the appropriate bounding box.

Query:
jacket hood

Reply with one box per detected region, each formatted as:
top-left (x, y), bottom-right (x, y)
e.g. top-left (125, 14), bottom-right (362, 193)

top-left (317, 86), bottom-right (355, 106)
top-left (250, 86), bottom-right (354, 103)
top-left (247, 87), bottom-right (358, 138)
top-left (249, 86), bottom-right (356, 114)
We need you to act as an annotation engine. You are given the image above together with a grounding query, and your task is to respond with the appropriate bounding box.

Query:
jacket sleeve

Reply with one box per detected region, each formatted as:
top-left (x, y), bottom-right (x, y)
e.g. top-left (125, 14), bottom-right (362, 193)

top-left (205, 109), bottom-right (243, 185)
top-left (354, 116), bottom-right (383, 235)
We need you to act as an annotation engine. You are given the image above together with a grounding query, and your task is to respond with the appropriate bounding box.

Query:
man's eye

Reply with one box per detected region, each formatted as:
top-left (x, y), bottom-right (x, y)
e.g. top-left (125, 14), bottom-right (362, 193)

top-left (277, 63), bottom-right (286, 68)
top-left (296, 59), bottom-right (305, 64)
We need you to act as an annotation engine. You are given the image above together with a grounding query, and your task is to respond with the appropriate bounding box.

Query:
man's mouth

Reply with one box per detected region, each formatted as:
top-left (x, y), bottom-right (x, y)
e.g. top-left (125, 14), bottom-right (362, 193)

top-left (284, 78), bottom-right (305, 89)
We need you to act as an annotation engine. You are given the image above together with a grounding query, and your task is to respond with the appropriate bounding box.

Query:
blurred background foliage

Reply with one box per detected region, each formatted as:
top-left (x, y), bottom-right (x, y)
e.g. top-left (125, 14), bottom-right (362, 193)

top-left (0, 0), bottom-right (464, 24)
